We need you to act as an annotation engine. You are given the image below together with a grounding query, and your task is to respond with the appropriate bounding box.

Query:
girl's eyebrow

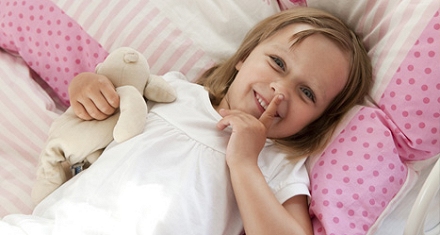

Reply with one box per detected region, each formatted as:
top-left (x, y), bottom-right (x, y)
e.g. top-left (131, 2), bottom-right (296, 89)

top-left (269, 44), bottom-right (290, 54)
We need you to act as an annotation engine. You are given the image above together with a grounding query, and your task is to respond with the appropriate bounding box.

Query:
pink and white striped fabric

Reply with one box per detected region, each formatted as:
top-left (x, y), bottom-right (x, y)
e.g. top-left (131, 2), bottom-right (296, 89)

top-left (52, 0), bottom-right (215, 82)
top-left (51, 0), bottom-right (280, 83)
top-left (0, 50), bottom-right (57, 216)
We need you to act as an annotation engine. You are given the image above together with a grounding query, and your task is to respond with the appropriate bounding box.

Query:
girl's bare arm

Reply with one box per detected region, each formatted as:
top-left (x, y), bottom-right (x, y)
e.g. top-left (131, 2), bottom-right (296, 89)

top-left (217, 95), bottom-right (313, 235)
top-left (228, 164), bottom-right (312, 235)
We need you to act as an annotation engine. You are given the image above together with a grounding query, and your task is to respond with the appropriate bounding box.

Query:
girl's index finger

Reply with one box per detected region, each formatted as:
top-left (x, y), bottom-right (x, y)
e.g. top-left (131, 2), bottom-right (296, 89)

top-left (259, 94), bottom-right (284, 129)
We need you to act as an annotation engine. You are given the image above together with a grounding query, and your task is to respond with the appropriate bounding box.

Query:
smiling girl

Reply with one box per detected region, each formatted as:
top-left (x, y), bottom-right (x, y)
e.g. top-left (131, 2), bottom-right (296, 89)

top-left (53, 7), bottom-right (373, 235)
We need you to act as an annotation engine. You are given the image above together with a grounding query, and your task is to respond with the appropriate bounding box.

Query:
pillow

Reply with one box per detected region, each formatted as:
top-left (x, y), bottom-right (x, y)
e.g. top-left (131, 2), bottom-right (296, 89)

top-left (50, 0), bottom-right (281, 101)
top-left (302, 1), bottom-right (440, 234)
top-left (0, 49), bottom-right (60, 217)
top-left (0, 0), bottom-right (108, 106)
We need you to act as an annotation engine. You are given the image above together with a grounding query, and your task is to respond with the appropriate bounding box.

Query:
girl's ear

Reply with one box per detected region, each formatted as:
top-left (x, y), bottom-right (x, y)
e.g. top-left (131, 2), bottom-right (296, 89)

top-left (235, 60), bottom-right (243, 70)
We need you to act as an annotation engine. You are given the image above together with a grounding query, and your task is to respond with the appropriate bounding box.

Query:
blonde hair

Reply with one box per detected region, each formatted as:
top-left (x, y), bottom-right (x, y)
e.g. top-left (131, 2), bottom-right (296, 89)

top-left (197, 7), bottom-right (373, 157)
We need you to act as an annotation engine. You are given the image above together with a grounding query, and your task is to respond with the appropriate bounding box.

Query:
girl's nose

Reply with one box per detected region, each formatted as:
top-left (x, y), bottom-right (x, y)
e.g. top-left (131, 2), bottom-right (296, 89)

top-left (270, 79), bottom-right (291, 99)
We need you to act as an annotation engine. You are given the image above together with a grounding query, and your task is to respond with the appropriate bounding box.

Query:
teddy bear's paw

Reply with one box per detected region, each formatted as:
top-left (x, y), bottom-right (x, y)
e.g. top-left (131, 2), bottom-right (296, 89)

top-left (144, 74), bottom-right (177, 102)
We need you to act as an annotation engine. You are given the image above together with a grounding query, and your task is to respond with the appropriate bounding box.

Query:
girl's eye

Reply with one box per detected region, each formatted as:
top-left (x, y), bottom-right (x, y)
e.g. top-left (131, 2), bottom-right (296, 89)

top-left (270, 56), bottom-right (285, 71)
top-left (300, 87), bottom-right (316, 102)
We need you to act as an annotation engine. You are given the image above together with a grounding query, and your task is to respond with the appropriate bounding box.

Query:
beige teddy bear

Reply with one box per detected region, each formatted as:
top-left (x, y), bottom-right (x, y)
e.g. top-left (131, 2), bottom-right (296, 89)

top-left (31, 47), bottom-right (176, 204)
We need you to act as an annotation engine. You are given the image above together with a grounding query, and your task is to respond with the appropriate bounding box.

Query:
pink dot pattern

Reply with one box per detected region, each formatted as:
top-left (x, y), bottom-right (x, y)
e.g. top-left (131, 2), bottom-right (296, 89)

top-left (379, 11), bottom-right (440, 159)
top-left (309, 11), bottom-right (440, 235)
top-left (310, 107), bottom-right (408, 234)
top-left (0, 0), bottom-right (108, 105)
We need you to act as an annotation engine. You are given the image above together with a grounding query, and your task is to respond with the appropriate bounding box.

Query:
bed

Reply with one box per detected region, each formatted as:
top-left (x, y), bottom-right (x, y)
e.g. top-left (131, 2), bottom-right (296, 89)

top-left (0, 0), bottom-right (439, 234)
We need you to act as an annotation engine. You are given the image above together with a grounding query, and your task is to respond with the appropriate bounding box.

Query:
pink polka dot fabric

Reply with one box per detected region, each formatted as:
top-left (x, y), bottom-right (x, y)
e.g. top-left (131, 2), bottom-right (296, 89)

top-left (379, 11), bottom-right (440, 159)
top-left (0, 0), bottom-right (108, 105)
top-left (309, 10), bottom-right (440, 235)
top-left (310, 107), bottom-right (409, 234)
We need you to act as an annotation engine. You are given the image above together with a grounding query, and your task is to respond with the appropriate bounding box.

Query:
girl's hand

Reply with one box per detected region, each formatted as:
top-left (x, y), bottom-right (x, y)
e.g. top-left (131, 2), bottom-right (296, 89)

top-left (68, 72), bottom-right (120, 120)
top-left (217, 94), bottom-right (283, 168)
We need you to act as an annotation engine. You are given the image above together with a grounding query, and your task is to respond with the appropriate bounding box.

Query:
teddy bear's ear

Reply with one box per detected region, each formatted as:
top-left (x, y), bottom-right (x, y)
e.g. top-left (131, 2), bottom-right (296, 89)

top-left (144, 74), bottom-right (177, 103)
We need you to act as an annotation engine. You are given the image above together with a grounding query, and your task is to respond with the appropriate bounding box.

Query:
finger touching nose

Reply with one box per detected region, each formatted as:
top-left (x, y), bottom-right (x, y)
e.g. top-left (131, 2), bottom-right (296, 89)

top-left (259, 94), bottom-right (284, 129)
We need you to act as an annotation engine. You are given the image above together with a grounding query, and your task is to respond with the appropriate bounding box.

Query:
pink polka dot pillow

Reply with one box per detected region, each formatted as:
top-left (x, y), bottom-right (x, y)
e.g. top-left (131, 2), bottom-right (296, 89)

top-left (0, 0), bottom-right (108, 106)
top-left (302, 0), bottom-right (440, 234)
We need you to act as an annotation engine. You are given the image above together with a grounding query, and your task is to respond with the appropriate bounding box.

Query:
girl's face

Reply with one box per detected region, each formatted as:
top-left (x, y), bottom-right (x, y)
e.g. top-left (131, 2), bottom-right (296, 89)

top-left (217, 24), bottom-right (350, 138)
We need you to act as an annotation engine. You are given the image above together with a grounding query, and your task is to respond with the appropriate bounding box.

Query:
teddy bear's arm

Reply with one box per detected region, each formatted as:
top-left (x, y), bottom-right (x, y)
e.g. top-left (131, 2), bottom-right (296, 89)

top-left (113, 86), bottom-right (148, 143)
top-left (144, 74), bottom-right (177, 103)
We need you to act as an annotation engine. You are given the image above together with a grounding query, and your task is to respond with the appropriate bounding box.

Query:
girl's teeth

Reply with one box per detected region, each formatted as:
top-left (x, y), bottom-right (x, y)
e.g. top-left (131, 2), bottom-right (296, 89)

top-left (257, 95), bottom-right (267, 110)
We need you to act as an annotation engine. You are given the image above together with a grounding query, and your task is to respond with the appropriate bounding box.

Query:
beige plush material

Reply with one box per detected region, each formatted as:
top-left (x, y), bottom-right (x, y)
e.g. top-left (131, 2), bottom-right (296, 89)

top-left (31, 47), bottom-right (176, 204)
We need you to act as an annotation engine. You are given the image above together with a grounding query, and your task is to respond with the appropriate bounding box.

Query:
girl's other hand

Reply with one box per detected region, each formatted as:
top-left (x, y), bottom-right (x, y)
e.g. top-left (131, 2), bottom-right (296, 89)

top-left (68, 72), bottom-right (120, 120)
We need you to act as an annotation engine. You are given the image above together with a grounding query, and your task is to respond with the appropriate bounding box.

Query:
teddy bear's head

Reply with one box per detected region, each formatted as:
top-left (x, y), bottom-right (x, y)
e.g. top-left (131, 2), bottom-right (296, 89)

top-left (95, 47), bottom-right (176, 103)
top-left (95, 47), bottom-right (149, 94)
